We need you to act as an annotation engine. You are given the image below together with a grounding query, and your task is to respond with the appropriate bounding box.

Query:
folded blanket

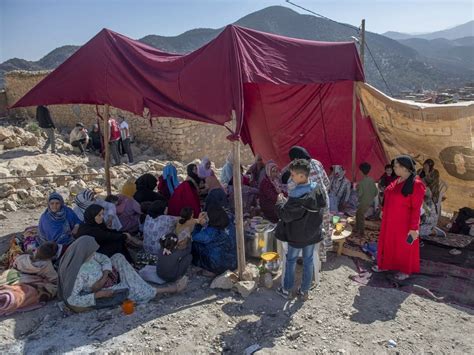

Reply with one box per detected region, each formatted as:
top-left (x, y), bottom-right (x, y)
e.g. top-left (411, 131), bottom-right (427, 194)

top-left (0, 284), bottom-right (40, 317)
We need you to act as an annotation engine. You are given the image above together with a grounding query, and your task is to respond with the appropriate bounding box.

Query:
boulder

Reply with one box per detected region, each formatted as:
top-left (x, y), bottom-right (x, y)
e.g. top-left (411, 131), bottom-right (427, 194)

top-left (25, 135), bottom-right (39, 146)
top-left (56, 187), bottom-right (71, 202)
top-left (0, 127), bottom-right (14, 141)
top-left (0, 167), bottom-right (11, 178)
top-left (3, 136), bottom-right (22, 149)
top-left (33, 163), bottom-right (51, 177)
top-left (210, 271), bottom-right (239, 290)
top-left (0, 212), bottom-right (6, 220)
top-left (14, 178), bottom-right (36, 190)
top-left (241, 264), bottom-right (260, 282)
top-left (28, 189), bottom-right (45, 202)
top-left (235, 281), bottom-right (257, 298)
top-left (0, 184), bottom-right (16, 198)
top-left (4, 201), bottom-right (17, 212)
top-left (16, 189), bottom-right (29, 199)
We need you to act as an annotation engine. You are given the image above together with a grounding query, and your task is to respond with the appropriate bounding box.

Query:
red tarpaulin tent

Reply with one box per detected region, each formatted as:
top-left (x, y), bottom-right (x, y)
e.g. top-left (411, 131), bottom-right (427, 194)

top-left (11, 25), bottom-right (386, 175)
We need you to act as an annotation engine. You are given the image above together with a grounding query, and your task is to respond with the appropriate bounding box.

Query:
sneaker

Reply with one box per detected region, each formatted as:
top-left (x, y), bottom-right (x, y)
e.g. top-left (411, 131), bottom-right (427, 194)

top-left (297, 289), bottom-right (310, 301)
top-left (276, 287), bottom-right (292, 300)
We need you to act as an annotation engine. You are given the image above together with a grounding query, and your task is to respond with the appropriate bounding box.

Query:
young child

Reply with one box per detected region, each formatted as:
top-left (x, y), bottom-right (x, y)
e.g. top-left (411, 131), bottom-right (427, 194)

top-left (174, 207), bottom-right (198, 249)
top-left (156, 233), bottom-right (192, 283)
top-left (275, 159), bottom-right (327, 301)
top-left (356, 162), bottom-right (379, 237)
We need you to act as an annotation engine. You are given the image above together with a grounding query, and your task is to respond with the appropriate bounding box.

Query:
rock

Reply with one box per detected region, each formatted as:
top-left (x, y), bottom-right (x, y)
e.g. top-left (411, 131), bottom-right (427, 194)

top-left (241, 264), bottom-right (260, 282)
top-left (0, 167), bottom-right (11, 178)
top-left (25, 135), bottom-right (39, 146)
top-left (16, 189), bottom-right (29, 199)
top-left (27, 189), bottom-right (45, 203)
top-left (3, 136), bottom-right (22, 149)
top-left (56, 187), bottom-right (71, 202)
top-left (4, 201), bottom-right (17, 212)
top-left (0, 184), bottom-right (16, 198)
top-left (210, 271), bottom-right (238, 290)
top-left (0, 212), bottom-right (6, 220)
top-left (14, 178), bottom-right (36, 190)
top-left (0, 127), bottom-right (14, 141)
top-left (235, 281), bottom-right (257, 298)
top-left (33, 163), bottom-right (52, 177)
top-left (68, 180), bottom-right (86, 194)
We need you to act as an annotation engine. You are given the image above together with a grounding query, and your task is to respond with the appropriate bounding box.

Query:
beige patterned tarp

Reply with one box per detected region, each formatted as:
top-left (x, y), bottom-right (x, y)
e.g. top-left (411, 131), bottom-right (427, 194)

top-left (357, 83), bottom-right (474, 212)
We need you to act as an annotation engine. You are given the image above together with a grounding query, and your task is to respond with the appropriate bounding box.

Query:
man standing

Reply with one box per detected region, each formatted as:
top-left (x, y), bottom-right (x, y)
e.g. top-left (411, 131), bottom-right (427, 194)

top-left (119, 116), bottom-right (134, 164)
top-left (108, 116), bottom-right (122, 166)
top-left (69, 123), bottom-right (89, 156)
top-left (36, 105), bottom-right (56, 153)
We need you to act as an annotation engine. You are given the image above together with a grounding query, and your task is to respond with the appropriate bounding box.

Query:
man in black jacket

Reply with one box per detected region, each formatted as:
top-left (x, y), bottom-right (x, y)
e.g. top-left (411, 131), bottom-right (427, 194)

top-left (275, 159), bottom-right (326, 300)
top-left (36, 105), bottom-right (56, 153)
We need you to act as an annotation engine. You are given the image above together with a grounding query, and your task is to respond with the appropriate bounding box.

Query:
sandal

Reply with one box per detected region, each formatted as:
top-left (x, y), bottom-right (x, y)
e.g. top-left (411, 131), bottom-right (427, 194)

top-left (394, 272), bottom-right (410, 281)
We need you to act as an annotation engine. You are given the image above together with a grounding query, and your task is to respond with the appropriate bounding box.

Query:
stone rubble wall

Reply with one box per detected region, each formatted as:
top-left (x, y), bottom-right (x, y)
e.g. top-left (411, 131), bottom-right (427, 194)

top-left (5, 71), bottom-right (254, 166)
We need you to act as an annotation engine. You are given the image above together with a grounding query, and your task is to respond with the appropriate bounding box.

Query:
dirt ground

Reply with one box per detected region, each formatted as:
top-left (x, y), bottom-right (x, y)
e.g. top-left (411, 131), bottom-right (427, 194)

top-left (1, 209), bottom-right (473, 354)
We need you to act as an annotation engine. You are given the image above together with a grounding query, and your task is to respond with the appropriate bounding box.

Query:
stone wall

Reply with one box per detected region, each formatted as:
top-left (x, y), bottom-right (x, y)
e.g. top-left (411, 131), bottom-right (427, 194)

top-left (5, 71), bottom-right (254, 166)
top-left (0, 90), bottom-right (7, 117)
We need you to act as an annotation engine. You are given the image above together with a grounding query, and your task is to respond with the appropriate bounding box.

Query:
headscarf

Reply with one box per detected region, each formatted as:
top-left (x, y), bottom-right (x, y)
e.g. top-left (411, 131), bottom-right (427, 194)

top-left (419, 159), bottom-right (435, 179)
top-left (187, 163), bottom-right (202, 188)
top-left (289, 146), bottom-right (311, 161)
top-left (58, 236), bottom-right (99, 302)
top-left (329, 165), bottom-right (346, 189)
top-left (207, 206), bottom-right (230, 230)
top-left (206, 175), bottom-right (224, 192)
top-left (163, 163), bottom-right (179, 195)
top-left (46, 192), bottom-right (66, 221)
top-left (74, 189), bottom-right (95, 215)
top-left (83, 204), bottom-right (104, 225)
top-left (148, 200), bottom-right (168, 219)
top-left (135, 173), bottom-right (158, 191)
top-left (265, 161), bottom-right (283, 193)
top-left (395, 155), bottom-right (417, 197)
top-left (198, 157), bottom-right (213, 179)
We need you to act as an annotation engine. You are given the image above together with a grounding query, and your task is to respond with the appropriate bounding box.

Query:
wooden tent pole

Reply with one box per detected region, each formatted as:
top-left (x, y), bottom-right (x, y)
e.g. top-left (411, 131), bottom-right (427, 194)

top-left (103, 104), bottom-right (111, 195)
top-left (351, 81), bottom-right (357, 182)
top-left (231, 110), bottom-right (246, 279)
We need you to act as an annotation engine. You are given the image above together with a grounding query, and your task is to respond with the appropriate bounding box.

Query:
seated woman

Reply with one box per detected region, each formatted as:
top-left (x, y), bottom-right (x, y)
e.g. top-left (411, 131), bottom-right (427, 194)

top-left (192, 206), bottom-right (237, 276)
top-left (134, 173), bottom-right (166, 204)
top-left (114, 194), bottom-right (142, 234)
top-left (167, 164), bottom-right (202, 218)
top-left (0, 242), bottom-right (58, 316)
top-left (418, 159), bottom-right (441, 206)
top-left (143, 200), bottom-right (178, 255)
top-left (205, 176), bottom-right (229, 211)
top-left (328, 165), bottom-right (351, 213)
top-left (58, 236), bottom-right (187, 312)
top-left (76, 204), bottom-right (141, 262)
top-left (246, 154), bottom-right (265, 188)
top-left (156, 233), bottom-right (192, 283)
top-left (198, 157), bottom-right (215, 179)
top-left (420, 188), bottom-right (445, 238)
top-left (38, 192), bottom-right (81, 255)
top-left (258, 161), bottom-right (284, 223)
top-left (228, 173), bottom-right (259, 213)
top-left (158, 163), bottom-right (180, 200)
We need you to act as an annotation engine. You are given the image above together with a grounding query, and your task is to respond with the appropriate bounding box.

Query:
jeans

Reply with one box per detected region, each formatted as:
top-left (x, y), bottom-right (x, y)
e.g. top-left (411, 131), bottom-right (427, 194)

top-left (71, 138), bottom-right (87, 153)
top-left (122, 138), bottom-right (134, 163)
top-left (42, 127), bottom-right (56, 153)
top-left (109, 140), bottom-right (121, 165)
top-left (283, 243), bottom-right (317, 293)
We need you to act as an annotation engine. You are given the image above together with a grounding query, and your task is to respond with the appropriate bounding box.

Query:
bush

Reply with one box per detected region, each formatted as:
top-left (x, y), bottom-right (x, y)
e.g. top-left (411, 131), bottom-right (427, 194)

top-left (25, 121), bottom-right (40, 133)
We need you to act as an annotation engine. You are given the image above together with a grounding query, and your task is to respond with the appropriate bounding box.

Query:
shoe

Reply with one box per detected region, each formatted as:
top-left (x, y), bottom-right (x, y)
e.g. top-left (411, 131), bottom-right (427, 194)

top-left (297, 289), bottom-right (310, 301)
top-left (371, 265), bottom-right (386, 273)
top-left (394, 272), bottom-right (410, 281)
top-left (276, 287), bottom-right (293, 300)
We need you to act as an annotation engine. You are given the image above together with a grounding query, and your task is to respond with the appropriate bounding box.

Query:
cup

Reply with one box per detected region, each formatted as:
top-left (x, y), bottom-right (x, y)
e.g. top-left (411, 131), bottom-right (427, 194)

top-left (332, 215), bottom-right (341, 225)
top-left (122, 299), bottom-right (134, 315)
top-left (335, 223), bottom-right (344, 234)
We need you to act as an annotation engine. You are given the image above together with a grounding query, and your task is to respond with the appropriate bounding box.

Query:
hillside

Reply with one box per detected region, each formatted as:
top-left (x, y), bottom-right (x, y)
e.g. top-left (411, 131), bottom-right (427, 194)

top-left (2, 6), bottom-right (474, 93)
top-left (384, 20), bottom-right (474, 40)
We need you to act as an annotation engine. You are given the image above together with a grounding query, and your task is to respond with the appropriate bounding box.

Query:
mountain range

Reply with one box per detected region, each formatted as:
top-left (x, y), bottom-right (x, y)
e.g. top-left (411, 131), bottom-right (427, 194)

top-left (1, 6), bottom-right (473, 95)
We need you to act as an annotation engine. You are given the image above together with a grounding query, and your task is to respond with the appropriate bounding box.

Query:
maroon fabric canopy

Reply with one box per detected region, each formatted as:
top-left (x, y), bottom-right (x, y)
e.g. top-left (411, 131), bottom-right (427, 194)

top-left (12, 25), bottom-right (385, 176)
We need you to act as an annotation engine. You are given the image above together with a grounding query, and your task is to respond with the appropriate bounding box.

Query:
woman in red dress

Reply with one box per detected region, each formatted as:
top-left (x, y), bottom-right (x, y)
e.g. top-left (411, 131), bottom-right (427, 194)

top-left (258, 161), bottom-right (284, 223)
top-left (167, 164), bottom-right (202, 218)
top-left (376, 155), bottom-right (426, 280)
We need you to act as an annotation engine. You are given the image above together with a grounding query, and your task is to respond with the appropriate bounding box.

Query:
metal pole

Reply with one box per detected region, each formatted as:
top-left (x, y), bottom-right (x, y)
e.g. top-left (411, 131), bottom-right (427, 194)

top-left (360, 19), bottom-right (366, 70)
top-left (103, 104), bottom-right (111, 195)
top-left (231, 110), bottom-right (246, 279)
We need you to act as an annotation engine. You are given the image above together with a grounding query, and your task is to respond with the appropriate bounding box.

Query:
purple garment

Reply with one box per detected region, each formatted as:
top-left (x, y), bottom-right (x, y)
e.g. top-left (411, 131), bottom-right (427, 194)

top-left (116, 194), bottom-right (141, 234)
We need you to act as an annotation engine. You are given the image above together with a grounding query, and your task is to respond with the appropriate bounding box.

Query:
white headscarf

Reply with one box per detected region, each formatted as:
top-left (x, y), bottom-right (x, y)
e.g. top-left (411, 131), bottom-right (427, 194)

top-left (198, 157), bottom-right (213, 178)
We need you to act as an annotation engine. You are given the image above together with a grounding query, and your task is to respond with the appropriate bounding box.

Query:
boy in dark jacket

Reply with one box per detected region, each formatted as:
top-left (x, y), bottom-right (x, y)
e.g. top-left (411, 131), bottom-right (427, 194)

top-left (275, 159), bottom-right (327, 300)
top-left (36, 105), bottom-right (56, 153)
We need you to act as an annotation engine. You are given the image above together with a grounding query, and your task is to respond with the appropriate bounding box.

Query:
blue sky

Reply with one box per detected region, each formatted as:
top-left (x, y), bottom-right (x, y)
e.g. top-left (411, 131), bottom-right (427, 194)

top-left (0, 0), bottom-right (472, 62)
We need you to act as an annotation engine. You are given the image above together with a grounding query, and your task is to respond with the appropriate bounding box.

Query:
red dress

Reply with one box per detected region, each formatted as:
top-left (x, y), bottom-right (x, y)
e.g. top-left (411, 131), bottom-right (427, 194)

top-left (377, 177), bottom-right (426, 274)
top-left (167, 181), bottom-right (201, 218)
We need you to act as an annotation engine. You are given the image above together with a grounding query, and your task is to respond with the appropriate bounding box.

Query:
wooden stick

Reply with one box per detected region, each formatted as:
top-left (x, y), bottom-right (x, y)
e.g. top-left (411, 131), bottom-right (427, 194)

top-left (103, 104), bottom-right (111, 195)
top-left (231, 110), bottom-right (246, 279)
top-left (351, 81), bottom-right (357, 182)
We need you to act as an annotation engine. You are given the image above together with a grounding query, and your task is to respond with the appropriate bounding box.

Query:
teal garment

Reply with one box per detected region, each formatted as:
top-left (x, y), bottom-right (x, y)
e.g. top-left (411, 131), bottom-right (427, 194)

top-left (357, 176), bottom-right (378, 207)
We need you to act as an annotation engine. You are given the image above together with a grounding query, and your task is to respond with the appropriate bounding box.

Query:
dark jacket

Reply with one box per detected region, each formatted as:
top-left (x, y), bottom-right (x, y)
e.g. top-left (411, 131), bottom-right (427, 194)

top-left (275, 184), bottom-right (326, 248)
top-left (36, 105), bottom-right (55, 129)
top-left (156, 244), bottom-right (192, 282)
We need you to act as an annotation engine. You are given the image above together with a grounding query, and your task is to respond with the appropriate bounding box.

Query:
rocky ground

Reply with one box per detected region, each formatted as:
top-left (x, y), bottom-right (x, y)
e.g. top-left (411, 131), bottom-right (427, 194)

top-left (0, 120), bottom-right (473, 354)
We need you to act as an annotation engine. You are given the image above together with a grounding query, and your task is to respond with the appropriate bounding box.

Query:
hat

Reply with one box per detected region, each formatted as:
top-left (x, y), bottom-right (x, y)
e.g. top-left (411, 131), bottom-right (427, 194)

top-left (76, 122), bottom-right (85, 128)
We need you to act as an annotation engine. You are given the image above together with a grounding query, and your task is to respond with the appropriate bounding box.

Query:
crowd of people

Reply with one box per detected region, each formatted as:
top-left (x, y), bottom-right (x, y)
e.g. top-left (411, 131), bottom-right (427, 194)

top-left (1, 118), bottom-right (448, 313)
